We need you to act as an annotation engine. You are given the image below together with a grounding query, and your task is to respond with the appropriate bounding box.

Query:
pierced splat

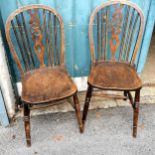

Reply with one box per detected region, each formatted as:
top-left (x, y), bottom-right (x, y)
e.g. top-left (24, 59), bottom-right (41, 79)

top-left (110, 5), bottom-right (123, 61)
top-left (28, 9), bottom-right (45, 67)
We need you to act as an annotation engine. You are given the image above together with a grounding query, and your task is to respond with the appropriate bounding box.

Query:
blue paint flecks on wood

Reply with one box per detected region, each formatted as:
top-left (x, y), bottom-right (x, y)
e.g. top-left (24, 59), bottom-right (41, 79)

top-left (0, 0), bottom-right (154, 80)
top-left (0, 87), bottom-right (9, 127)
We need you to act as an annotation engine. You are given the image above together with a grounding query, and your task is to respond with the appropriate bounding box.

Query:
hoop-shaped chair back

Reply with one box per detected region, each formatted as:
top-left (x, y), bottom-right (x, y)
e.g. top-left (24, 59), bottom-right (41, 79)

top-left (5, 5), bottom-right (65, 76)
top-left (89, 1), bottom-right (145, 64)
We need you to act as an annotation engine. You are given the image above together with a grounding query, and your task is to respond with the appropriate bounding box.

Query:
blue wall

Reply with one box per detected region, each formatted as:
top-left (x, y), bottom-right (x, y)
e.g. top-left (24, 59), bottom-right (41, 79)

top-left (137, 0), bottom-right (155, 72)
top-left (0, 0), bottom-right (155, 81)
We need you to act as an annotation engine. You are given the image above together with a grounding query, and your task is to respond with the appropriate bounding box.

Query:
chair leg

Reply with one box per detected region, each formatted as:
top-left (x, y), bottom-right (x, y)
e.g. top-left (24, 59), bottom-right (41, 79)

top-left (23, 103), bottom-right (31, 147)
top-left (82, 85), bottom-right (93, 132)
top-left (124, 91), bottom-right (128, 101)
top-left (73, 93), bottom-right (83, 133)
top-left (133, 89), bottom-right (140, 138)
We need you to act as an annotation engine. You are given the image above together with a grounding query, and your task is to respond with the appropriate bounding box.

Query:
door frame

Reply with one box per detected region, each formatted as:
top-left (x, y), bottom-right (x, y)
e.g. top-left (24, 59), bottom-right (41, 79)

top-left (0, 87), bottom-right (9, 127)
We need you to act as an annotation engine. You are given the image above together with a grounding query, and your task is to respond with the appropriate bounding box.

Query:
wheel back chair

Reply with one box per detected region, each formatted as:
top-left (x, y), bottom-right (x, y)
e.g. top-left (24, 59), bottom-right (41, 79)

top-left (82, 0), bottom-right (145, 138)
top-left (5, 5), bottom-right (83, 147)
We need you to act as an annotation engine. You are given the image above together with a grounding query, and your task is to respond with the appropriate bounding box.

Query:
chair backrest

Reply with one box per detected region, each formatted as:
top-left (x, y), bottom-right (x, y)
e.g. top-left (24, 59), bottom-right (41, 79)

top-left (89, 0), bottom-right (145, 65)
top-left (5, 5), bottom-right (65, 76)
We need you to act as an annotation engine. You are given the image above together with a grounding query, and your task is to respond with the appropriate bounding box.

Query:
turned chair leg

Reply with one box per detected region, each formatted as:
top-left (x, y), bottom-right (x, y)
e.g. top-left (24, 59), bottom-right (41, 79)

top-left (133, 89), bottom-right (140, 138)
top-left (73, 93), bottom-right (83, 133)
top-left (23, 103), bottom-right (31, 147)
top-left (82, 85), bottom-right (93, 132)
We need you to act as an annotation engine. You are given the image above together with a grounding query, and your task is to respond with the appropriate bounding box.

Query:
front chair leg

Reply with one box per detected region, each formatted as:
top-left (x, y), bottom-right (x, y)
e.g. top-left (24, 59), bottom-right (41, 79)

top-left (133, 89), bottom-right (140, 138)
top-left (82, 85), bottom-right (93, 132)
top-left (73, 93), bottom-right (83, 133)
top-left (23, 103), bottom-right (31, 147)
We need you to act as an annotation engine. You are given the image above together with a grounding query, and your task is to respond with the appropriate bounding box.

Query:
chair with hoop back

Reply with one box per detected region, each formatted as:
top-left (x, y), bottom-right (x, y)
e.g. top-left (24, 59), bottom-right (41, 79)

top-left (82, 1), bottom-right (145, 137)
top-left (5, 5), bottom-right (83, 146)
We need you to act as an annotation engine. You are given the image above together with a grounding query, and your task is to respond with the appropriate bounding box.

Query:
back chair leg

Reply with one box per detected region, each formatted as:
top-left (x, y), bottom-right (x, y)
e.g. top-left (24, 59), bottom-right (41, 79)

top-left (82, 85), bottom-right (93, 132)
top-left (133, 89), bottom-right (140, 138)
top-left (73, 93), bottom-right (83, 133)
top-left (124, 91), bottom-right (128, 101)
top-left (23, 103), bottom-right (31, 147)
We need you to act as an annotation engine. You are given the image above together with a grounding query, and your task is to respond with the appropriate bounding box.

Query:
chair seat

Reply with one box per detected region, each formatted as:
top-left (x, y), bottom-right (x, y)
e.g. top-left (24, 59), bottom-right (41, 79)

top-left (88, 62), bottom-right (142, 91)
top-left (22, 66), bottom-right (77, 104)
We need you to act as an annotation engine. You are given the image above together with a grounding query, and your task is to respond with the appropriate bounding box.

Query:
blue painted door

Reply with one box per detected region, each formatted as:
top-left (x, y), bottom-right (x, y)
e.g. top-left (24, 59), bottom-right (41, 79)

top-left (138, 0), bottom-right (155, 72)
top-left (0, 87), bottom-right (9, 127)
top-left (0, 0), bottom-right (155, 81)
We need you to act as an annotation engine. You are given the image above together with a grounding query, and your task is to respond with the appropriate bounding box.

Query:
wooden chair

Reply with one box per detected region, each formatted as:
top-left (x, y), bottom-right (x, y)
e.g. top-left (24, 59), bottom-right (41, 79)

top-left (5, 5), bottom-right (83, 146)
top-left (82, 1), bottom-right (145, 137)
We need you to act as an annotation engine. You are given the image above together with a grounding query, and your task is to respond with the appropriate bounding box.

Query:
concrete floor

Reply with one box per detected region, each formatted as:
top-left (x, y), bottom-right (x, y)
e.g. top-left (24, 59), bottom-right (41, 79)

top-left (0, 104), bottom-right (155, 155)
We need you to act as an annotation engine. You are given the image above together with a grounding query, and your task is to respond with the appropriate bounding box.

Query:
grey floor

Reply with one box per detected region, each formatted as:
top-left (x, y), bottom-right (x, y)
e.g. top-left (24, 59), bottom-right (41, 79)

top-left (0, 104), bottom-right (155, 155)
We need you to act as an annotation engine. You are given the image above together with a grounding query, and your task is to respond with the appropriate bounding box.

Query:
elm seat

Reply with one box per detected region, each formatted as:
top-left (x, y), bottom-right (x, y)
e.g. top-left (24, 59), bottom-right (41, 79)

top-left (22, 66), bottom-right (77, 104)
top-left (88, 62), bottom-right (142, 91)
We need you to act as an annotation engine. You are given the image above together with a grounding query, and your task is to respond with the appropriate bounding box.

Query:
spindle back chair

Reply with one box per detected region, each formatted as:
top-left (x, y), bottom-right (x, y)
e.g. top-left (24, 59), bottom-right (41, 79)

top-left (5, 5), bottom-right (82, 147)
top-left (82, 0), bottom-right (145, 138)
